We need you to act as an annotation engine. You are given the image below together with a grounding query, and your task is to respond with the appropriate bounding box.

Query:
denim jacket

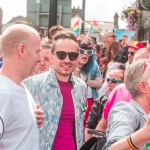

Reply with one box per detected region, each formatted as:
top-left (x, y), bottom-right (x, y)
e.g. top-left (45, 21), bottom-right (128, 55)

top-left (88, 60), bottom-right (101, 101)
top-left (24, 68), bottom-right (87, 150)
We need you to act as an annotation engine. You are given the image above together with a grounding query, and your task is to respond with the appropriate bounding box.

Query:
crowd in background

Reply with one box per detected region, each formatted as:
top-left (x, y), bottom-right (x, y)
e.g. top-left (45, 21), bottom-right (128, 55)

top-left (1, 23), bottom-right (150, 150)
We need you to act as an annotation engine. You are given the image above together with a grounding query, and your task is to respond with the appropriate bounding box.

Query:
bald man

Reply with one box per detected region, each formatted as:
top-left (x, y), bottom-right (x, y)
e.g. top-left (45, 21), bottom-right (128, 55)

top-left (101, 32), bottom-right (116, 57)
top-left (0, 24), bottom-right (42, 150)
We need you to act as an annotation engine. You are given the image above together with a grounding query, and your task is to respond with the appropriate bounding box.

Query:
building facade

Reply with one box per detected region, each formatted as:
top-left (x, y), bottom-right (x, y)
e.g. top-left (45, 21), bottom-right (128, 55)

top-left (133, 0), bottom-right (150, 41)
top-left (27, 0), bottom-right (72, 29)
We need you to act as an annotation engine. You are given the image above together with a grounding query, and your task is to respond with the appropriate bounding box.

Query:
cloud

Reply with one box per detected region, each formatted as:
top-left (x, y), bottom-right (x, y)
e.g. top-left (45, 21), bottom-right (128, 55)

top-left (72, 0), bottom-right (135, 29)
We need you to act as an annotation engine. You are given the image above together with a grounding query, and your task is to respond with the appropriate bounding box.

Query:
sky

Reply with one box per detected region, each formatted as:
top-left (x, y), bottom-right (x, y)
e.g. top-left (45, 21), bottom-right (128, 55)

top-left (0, 0), bottom-right (135, 28)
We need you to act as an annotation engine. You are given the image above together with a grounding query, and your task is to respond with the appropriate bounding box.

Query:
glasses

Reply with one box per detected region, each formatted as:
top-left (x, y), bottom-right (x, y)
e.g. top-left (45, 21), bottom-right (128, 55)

top-left (52, 51), bottom-right (79, 61)
top-left (107, 78), bottom-right (123, 83)
top-left (107, 35), bottom-right (117, 38)
top-left (127, 51), bottom-right (135, 56)
top-left (79, 48), bottom-right (93, 56)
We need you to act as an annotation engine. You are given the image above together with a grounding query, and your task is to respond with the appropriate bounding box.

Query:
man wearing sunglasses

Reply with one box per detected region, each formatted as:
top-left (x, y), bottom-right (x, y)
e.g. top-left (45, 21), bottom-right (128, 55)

top-left (101, 32), bottom-right (116, 57)
top-left (95, 47), bottom-right (150, 133)
top-left (24, 31), bottom-right (87, 150)
top-left (126, 41), bottom-right (145, 68)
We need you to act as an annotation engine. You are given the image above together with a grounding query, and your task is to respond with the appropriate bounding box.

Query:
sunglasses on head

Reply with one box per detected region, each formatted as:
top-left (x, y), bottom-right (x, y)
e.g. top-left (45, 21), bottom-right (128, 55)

top-left (107, 35), bottom-right (117, 38)
top-left (107, 78), bottom-right (123, 83)
top-left (127, 51), bottom-right (135, 56)
top-left (52, 51), bottom-right (79, 61)
top-left (79, 48), bottom-right (93, 56)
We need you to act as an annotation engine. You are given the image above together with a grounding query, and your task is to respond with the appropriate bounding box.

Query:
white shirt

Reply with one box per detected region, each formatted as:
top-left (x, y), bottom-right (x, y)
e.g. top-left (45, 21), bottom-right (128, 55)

top-left (0, 76), bottom-right (39, 150)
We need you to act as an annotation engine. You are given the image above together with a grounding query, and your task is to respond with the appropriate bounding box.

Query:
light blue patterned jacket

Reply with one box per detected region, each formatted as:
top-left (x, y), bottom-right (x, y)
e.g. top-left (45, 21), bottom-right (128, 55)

top-left (24, 68), bottom-right (87, 150)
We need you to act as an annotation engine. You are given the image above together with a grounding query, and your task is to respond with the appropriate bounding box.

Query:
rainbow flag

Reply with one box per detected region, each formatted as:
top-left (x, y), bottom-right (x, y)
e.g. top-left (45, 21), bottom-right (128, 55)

top-left (73, 19), bottom-right (79, 36)
top-left (90, 20), bottom-right (98, 33)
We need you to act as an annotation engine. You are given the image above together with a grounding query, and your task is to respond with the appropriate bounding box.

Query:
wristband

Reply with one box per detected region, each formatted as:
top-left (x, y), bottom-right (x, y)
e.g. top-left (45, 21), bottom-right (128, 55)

top-left (127, 135), bottom-right (140, 150)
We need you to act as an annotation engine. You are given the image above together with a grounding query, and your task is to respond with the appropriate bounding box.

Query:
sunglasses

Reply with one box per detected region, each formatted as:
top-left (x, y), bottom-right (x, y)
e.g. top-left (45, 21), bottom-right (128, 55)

top-left (79, 48), bottom-right (93, 56)
top-left (52, 51), bottom-right (79, 61)
top-left (127, 51), bottom-right (135, 56)
top-left (107, 35), bottom-right (117, 38)
top-left (107, 78), bottom-right (123, 83)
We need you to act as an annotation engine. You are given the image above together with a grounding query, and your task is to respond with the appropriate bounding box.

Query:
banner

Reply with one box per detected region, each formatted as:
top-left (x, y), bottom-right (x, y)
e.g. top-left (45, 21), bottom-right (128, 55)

top-left (114, 30), bottom-right (135, 42)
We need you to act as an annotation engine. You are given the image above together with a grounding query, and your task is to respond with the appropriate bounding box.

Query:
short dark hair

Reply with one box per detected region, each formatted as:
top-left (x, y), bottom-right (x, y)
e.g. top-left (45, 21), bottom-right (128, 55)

top-left (51, 31), bottom-right (78, 53)
top-left (77, 39), bottom-right (93, 50)
top-left (49, 25), bottom-right (64, 39)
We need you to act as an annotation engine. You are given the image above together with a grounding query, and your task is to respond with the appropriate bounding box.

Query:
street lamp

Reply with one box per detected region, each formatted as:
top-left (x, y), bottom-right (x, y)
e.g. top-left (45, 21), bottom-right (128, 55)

top-left (36, 0), bottom-right (40, 26)
top-left (81, 0), bottom-right (85, 33)
top-left (48, 0), bottom-right (58, 39)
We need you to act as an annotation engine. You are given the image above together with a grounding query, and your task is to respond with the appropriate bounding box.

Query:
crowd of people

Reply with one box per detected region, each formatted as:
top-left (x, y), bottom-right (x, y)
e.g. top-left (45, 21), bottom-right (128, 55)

top-left (0, 23), bottom-right (150, 150)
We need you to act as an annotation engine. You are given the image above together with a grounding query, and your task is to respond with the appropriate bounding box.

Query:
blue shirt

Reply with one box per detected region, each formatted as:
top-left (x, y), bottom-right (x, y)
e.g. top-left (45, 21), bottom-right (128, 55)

top-left (24, 67), bottom-right (87, 150)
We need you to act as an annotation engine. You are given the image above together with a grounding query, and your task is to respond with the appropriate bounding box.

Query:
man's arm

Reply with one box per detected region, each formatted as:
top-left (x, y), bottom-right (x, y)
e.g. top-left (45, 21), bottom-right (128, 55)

top-left (108, 114), bottom-right (150, 150)
top-left (86, 77), bottom-right (102, 89)
top-left (95, 117), bottom-right (107, 132)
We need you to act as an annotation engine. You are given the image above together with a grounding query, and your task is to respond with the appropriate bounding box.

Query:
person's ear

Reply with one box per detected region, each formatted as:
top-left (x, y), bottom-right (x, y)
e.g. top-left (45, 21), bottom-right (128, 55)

top-left (138, 81), bottom-right (147, 94)
top-left (17, 43), bottom-right (26, 58)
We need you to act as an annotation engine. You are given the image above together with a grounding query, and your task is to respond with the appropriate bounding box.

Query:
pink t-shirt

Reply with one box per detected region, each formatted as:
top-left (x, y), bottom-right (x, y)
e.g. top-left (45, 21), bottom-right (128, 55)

top-left (103, 83), bottom-right (132, 120)
top-left (52, 80), bottom-right (76, 150)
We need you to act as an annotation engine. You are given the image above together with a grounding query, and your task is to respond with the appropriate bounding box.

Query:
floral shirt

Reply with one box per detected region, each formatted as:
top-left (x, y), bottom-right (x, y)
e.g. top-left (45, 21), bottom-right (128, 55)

top-left (24, 67), bottom-right (87, 150)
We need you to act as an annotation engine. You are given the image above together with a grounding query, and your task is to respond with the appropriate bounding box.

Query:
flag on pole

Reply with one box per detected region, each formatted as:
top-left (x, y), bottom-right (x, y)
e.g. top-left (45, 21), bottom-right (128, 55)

top-left (73, 19), bottom-right (79, 36)
top-left (90, 20), bottom-right (98, 33)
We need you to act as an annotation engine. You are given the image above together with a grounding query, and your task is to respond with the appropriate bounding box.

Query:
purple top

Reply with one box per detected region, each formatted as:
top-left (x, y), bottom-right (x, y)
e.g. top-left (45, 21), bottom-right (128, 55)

top-left (52, 80), bottom-right (76, 150)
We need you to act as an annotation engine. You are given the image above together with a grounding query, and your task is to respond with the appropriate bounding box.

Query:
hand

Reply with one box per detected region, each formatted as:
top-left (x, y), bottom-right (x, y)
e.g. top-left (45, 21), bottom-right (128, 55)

top-left (34, 104), bottom-right (45, 128)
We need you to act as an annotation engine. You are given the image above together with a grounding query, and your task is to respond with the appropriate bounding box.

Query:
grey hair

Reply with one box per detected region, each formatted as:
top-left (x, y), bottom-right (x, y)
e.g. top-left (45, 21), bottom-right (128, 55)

top-left (125, 59), bottom-right (150, 98)
top-left (51, 31), bottom-right (78, 53)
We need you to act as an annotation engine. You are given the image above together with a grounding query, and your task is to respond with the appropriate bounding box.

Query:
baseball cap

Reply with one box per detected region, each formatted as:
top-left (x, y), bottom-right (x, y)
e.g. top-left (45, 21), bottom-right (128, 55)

top-left (128, 41), bottom-right (145, 50)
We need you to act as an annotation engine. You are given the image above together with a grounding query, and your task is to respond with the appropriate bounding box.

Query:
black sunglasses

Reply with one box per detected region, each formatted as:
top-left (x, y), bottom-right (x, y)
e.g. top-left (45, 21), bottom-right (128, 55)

top-left (107, 35), bottom-right (117, 38)
top-left (107, 78), bottom-right (123, 83)
top-left (127, 51), bottom-right (135, 56)
top-left (79, 48), bottom-right (93, 56)
top-left (52, 51), bottom-right (79, 61)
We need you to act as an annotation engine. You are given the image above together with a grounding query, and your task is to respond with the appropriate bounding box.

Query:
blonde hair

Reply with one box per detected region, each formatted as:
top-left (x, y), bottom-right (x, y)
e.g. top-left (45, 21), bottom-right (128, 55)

top-left (108, 69), bottom-right (124, 80)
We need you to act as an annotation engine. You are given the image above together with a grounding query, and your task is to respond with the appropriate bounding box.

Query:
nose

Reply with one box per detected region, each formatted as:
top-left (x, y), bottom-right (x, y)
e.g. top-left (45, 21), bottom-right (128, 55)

top-left (63, 54), bottom-right (70, 62)
top-left (108, 80), bottom-right (112, 83)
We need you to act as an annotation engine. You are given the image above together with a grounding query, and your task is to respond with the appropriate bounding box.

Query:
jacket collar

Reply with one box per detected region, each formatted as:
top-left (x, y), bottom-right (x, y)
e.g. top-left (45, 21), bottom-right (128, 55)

top-left (48, 66), bottom-right (76, 87)
top-left (130, 99), bottom-right (147, 120)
